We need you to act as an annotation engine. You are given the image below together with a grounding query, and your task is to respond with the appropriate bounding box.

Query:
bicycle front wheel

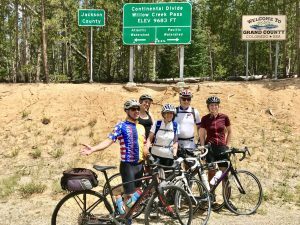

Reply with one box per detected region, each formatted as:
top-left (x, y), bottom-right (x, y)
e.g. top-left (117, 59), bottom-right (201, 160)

top-left (223, 170), bottom-right (263, 215)
top-left (51, 190), bottom-right (113, 225)
top-left (188, 179), bottom-right (211, 225)
top-left (144, 185), bottom-right (193, 225)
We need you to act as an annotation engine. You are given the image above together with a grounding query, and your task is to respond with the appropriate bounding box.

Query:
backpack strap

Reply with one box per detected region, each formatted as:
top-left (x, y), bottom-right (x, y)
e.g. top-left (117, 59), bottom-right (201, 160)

top-left (172, 121), bottom-right (178, 137)
top-left (174, 107), bottom-right (196, 124)
top-left (154, 120), bottom-right (162, 137)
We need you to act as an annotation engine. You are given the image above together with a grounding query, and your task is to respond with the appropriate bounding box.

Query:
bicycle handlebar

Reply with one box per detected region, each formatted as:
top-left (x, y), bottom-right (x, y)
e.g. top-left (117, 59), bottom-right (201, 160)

top-left (180, 143), bottom-right (210, 159)
top-left (225, 146), bottom-right (251, 161)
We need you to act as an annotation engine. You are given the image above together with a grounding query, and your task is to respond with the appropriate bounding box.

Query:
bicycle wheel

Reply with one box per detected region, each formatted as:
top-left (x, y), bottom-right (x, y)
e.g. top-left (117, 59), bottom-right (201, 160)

top-left (144, 185), bottom-right (193, 225)
top-left (210, 178), bottom-right (225, 212)
top-left (102, 173), bottom-right (122, 196)
top-left (188, 179), bottom-right (211, 225)
top-left (223, 170), bottom-right (263, 215)
top-left (102, 172), bottom-right (148, 219)
top-left (51, 190), bottom-right (113, 225)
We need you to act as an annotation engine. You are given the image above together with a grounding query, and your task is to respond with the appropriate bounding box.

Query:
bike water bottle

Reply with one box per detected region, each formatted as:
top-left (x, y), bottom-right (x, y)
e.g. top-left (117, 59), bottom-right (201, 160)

top-left (116, 196), bottom-right (125, 215)
top-left (210, 170), bottom-right (222, 186)
top-left (200, 171), bottom-right (210, 191)
top-left (126, 189), bottom-right (142, 208)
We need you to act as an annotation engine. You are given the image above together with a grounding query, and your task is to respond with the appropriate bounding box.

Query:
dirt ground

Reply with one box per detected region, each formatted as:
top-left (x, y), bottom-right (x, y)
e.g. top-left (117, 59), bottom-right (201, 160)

top-left (0, 79), bottom-right (299, 225)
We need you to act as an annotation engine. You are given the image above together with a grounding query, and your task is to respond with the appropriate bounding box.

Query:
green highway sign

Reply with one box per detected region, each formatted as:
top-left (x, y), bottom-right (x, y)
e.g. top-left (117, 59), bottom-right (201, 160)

top-left (78, 9), bottom-right (105, 27)
top-left (123, 2), bottom-right (192, 45)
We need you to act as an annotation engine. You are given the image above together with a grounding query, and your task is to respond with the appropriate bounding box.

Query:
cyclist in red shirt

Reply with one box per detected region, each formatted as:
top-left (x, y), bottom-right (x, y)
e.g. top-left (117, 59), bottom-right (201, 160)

top-left (199, 96), bottom-right (232, 186)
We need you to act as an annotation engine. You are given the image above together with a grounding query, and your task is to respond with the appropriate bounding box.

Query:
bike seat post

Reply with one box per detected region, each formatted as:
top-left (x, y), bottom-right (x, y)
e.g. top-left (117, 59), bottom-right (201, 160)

top-left (102, 170), bottom-right (115, 204)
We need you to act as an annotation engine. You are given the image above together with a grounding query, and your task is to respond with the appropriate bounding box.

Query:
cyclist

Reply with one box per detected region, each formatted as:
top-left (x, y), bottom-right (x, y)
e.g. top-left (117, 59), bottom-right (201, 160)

top-left (80, 99), bottom-right (147, 220)
top-left (138, 94), bottom-right (154, 139)
top-left (174, 89), bottom-right (201, 156)
top-left (199, 96), bottom-right (232, 187)
top-left (145, 103), bottom-right (179, 166)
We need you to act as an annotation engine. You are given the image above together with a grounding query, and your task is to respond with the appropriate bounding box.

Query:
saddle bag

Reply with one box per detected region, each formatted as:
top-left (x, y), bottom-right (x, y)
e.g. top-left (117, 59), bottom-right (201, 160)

top-left (60, 168), bottom-right (98, 191)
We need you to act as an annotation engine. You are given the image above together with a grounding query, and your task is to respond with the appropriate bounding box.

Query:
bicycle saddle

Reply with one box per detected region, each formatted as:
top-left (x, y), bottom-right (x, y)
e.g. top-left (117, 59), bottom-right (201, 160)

top-left (93, 165), bottom-right (117, 171)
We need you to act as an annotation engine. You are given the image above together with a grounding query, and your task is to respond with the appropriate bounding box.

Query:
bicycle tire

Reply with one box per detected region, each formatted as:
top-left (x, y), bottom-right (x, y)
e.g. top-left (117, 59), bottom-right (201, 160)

top-left (102, 172), bottom-right (148, 219)
top-left (102, 173), bottom-right (122, 196)
top-left (188, 179), bottom-right (211, 225)
top-left (223, 170), bottom-right (263, 215)
top-left (144, 185), bottom-right (193, 225)
top-left (51, 190), bottom-right (113, 225)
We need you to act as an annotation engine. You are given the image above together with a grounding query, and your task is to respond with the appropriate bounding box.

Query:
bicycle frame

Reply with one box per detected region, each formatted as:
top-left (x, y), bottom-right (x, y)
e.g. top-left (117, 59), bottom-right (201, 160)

top-left (103, 169), bottom-right (172, 221)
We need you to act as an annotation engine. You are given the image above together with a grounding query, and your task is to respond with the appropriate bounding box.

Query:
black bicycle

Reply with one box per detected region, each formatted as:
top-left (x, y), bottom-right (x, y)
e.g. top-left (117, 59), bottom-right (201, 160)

top-left (199, 147), bottom-right (263, 215)
top-left (51, 163), bottom-right (193, 225)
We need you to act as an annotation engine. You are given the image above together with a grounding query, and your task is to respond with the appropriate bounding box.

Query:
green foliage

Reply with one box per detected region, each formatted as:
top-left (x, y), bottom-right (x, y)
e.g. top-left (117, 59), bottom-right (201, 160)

top-left (0, 175), bottom-right (20, 198)
top-left (19, 182), bottom-right (46, 198)
top-left (0, 0), bottom-right (298, 82)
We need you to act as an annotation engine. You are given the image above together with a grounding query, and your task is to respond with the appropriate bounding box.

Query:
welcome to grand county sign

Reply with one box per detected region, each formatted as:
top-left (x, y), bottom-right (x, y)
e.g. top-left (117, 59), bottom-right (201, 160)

top-left (242, 15), bottom-right (286, 41)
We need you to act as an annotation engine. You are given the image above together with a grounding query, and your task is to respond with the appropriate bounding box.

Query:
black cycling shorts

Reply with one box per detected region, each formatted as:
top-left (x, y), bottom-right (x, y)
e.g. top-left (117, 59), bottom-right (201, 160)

top-left (120, 161), bottom-right (144, 194)
top-left (206, 145), bottom-right (229, 168)
top-left (152, 154), bottom-right (174, 167)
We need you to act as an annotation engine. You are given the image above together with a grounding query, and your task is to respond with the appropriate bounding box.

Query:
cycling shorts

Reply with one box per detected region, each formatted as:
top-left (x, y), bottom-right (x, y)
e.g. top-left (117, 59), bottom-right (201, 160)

top-left (120, 161), bottom-right (144, 194)
top-left (206, 145), bottom-right (229, 168)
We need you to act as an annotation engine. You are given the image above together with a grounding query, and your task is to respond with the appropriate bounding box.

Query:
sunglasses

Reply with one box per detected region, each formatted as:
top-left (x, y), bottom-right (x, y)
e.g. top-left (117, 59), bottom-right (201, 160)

top-left (129, 108), bottom-right (140, 112)
top-left (181, 98), bottom-right (191, 102)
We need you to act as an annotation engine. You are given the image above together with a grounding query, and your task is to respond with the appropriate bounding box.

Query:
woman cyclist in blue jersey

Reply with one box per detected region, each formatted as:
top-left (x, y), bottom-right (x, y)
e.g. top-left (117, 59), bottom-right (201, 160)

top-left (80, 99), bottom-right (147, 220)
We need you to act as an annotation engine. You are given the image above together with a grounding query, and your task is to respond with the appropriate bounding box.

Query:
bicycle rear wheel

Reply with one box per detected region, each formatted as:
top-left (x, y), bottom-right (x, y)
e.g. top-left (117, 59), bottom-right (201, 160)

top-left (144, 185), bottom-right (193, 225)
top-left (51, 190), bottom-right (113, 225)
top-left (188, 179), bottom-right (211, 225)
top-left (223, 170), bottom-right (263, 215)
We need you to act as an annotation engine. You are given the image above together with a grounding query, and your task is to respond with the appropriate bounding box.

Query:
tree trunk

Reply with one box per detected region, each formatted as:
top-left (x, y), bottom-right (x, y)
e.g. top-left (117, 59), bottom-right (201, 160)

top-left (41, 0), bottom-right (49, 83)
top-left (36, 46), bottom-right (42, 82)
top-left (296, 0), bottom-right (300, 77)
top-left (13, 0), bottom-right (19, 83)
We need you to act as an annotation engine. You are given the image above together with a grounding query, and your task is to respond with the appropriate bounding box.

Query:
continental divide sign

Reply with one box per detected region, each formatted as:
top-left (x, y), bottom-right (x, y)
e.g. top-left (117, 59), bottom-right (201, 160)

top-left (123, 2), bottom-right (192, 45)
top-left (242, 15), bottom-right (286, 41)
top-left (78, 9), bottom-right (105, 27)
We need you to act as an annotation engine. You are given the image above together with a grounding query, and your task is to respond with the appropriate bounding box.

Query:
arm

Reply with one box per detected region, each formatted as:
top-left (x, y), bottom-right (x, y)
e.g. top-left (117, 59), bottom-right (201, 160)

top-left (199, 127), bottom-right (206, 146)
top-left (225, 126), bottom-right (232, 146)
top-left (149, 111), bottom-right (155, 125)
top-left (172, 137), bottom-right (179, 157)
top-left (144, 132), bottom-right (155, 157)
top-left (80, 138), bottom-right (114, 155)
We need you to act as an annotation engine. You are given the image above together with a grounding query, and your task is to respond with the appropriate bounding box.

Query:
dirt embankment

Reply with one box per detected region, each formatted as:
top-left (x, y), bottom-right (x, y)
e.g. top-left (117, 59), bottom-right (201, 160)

top-left (0, 79), bottom-right (299, 225)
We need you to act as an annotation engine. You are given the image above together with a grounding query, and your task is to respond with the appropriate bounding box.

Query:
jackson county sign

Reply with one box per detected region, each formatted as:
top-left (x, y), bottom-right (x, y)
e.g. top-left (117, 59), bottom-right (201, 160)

top-left (242, 15), bottom-right (286, 41)
top-left (123, 2), bottom-right (192, 45)
top-left (78, 9), bottom-right (105, 27)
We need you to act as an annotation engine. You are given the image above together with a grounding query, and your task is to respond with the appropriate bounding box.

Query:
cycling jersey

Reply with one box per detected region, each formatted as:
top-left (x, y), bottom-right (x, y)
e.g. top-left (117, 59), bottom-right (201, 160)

top-left (174, 106), bottom-right (201, 149)
top-left (200, 113), bottom-right (231, 146)
top-left (108, 120), bottom-right (145, 164)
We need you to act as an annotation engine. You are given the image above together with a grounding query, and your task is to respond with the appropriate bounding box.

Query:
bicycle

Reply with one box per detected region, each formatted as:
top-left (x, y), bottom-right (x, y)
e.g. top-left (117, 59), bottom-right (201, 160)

top-left (198, 146), bottom-right (263, 215)
top-left (51, 163), bottom-right (193, 225)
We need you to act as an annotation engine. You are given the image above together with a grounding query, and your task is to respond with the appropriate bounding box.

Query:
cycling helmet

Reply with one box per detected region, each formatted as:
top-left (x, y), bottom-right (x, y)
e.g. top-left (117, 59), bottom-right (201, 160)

top-left (161, 103), bottom-right (176, 114)
top-left (179, 89), bottom-right (193, 98)
top-left (139, 94), bottom-right (153, 102)
top-left (206, 96), bottom-right (221, 105)
top-left (124, 99), bottom-right (140, 110)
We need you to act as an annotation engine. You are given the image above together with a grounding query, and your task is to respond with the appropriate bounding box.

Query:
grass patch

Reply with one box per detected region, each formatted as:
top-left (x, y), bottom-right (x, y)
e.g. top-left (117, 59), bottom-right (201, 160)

top-left (19, 182), bottom-right (46, 198)
top-left (276, 183), bottom-right (294, 203)
top-left (22, 110), bottom-right (30, 119)
top-left (0, 175), bottom-right (20, 198)
top-left (63, 126), bottom-right (71, 135)
top-left (49, 148), bottom-right (64, 158)
top-left (29, 148), bottom-right (42, 159)
top-left (51, 180), bottom-right (65, 195)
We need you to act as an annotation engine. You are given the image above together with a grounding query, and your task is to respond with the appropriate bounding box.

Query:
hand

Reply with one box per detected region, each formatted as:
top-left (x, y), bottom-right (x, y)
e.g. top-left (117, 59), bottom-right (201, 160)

top-left (80, 144), bottom-right (93, 155)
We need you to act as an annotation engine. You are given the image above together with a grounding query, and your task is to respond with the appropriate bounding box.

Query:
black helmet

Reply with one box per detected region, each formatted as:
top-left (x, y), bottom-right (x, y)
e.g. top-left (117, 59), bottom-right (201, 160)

top-left (139, 94), bottom-right (153, 102)
top-left (206, 96), bottom-right (220, 105)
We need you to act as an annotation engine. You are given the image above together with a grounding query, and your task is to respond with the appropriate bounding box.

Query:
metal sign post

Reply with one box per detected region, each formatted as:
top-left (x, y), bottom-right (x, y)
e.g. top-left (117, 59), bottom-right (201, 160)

top-left (129, 46), bottom-right (134, 83)
top-left (78, 9), bottom-right (105, 83)
top-left (274, 41), bottom-right (279, 79)
top-left (179, 45), bottom-right (184, 82)
top-left (246, 42), bottom-right (249, 80)
top-left (90, 27), bottom-right (93, 83)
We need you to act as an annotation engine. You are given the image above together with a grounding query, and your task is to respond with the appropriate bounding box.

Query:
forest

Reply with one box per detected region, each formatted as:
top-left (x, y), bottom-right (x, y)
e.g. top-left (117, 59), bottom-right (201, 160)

top-left (0, 0), bottom-right (299, 83)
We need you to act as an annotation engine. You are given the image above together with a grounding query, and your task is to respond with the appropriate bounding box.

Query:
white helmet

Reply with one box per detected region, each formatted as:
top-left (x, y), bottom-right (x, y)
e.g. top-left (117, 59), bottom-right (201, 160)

top-left (161, 103), bottom-right (176, 114)
top-left (179, 89), bottom-right (193, 98)
top-left (124, 99), bottom-right (140, 111)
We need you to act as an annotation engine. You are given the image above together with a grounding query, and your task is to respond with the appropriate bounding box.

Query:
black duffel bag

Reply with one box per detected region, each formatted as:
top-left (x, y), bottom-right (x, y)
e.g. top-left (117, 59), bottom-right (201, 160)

top-left (60, 168), bottom-right (98, 191)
